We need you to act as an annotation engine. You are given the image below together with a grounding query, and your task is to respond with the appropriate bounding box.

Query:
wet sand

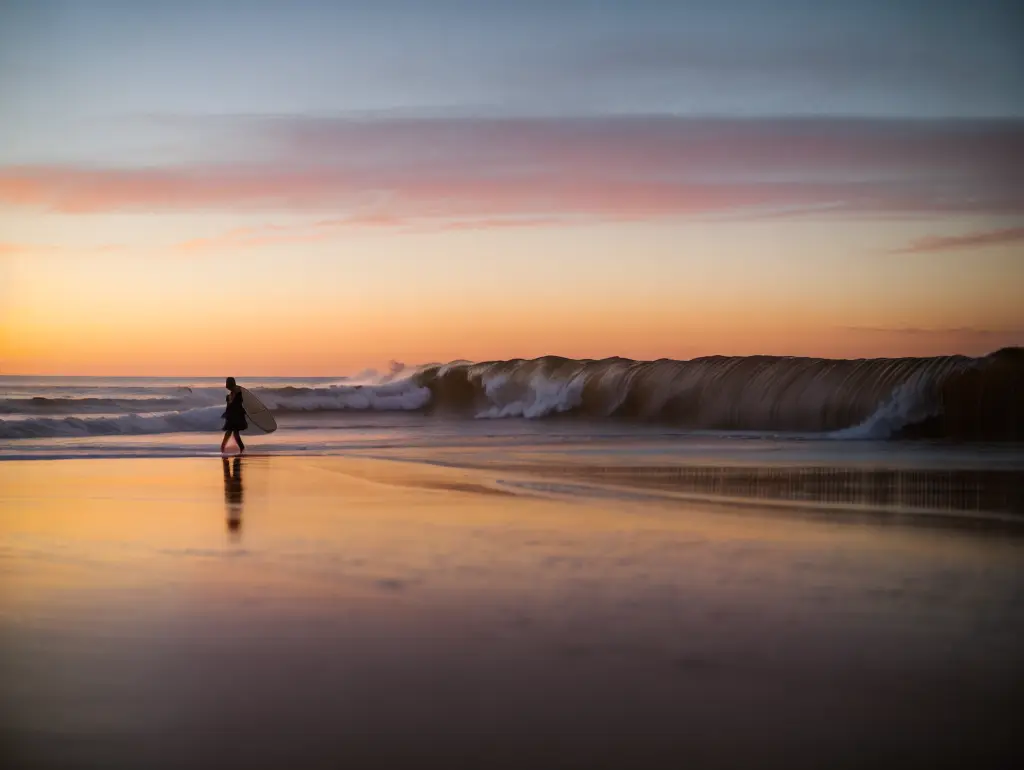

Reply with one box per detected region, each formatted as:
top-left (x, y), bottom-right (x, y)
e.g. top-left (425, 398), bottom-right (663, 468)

top-left (1, 457), bottom-right (1022, 769)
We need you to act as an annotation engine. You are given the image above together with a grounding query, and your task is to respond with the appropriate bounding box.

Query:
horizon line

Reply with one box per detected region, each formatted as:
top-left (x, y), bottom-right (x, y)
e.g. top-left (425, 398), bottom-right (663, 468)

top-left (4, 346), bottom-right (1021, 378)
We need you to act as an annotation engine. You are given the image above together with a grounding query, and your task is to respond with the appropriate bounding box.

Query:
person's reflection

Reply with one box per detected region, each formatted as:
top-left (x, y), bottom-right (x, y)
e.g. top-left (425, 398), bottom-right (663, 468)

top-left (223, 456), bottom-right (244, 538)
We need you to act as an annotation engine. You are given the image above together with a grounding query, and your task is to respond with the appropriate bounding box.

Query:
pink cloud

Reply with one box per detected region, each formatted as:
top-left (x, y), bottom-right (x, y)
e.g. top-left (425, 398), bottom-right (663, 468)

top-left (893, 226), bottom-right (1024, 254)
top-left (258, 116), bottom-right (1022, 176)
top-left (1, 118), bottom-right (1021, 224)
top-left (174, 213), bottom-right (573, 252)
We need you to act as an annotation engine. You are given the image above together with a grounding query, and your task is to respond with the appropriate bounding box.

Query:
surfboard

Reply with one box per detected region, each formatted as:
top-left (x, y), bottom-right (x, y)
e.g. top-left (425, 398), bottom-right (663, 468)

top-left (240, 387), bottom-right (277, 433)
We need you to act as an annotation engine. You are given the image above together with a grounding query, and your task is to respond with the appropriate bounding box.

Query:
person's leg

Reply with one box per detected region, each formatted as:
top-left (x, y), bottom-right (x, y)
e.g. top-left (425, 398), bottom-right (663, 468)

top-left (234, 430), bottom-right (245, 452)
top-left (220, 431), bottom-right (232, 452)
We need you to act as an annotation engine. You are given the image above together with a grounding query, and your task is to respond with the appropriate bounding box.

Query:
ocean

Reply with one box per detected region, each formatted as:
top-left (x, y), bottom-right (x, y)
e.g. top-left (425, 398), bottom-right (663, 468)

top-left (2, 350), bottom-right (1022, 517)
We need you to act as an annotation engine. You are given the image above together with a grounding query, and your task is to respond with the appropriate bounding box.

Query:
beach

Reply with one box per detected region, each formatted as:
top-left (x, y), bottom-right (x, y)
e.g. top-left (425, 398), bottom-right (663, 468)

top-left (2, 455), bottom-right (1022, 769)
top-left (5, 0), bottom-right (1024, 764)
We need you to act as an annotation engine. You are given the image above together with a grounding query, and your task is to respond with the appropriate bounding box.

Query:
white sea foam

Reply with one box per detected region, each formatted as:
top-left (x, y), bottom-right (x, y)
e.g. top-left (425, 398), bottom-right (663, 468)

top-left (829, 383), bottom-right (937, 440)
top-left (477, 372), bottom-right (585, 419)
top-left (0, 406), bottom-right (225, 439)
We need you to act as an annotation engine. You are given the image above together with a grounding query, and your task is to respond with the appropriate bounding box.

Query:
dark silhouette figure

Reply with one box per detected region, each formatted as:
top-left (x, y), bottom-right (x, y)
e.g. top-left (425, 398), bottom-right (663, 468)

top-left (223, 456), bottom-right (243, 535)
top-left (221, 376), bottom-right (247, 453)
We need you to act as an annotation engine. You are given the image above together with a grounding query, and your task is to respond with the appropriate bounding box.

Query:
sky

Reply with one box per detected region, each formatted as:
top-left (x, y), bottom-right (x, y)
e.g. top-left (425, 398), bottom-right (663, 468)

top-left (1, 0), bottom-right (1023, 375)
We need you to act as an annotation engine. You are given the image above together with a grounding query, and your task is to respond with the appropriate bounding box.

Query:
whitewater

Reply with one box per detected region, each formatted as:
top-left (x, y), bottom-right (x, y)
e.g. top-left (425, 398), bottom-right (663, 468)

top-left (1, 350), bottom-right (1021, 464)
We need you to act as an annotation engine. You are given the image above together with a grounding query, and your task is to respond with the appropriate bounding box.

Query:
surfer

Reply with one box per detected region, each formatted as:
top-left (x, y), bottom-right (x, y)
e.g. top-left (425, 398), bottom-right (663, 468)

top-left (220, 377), bottom-right (247, 453)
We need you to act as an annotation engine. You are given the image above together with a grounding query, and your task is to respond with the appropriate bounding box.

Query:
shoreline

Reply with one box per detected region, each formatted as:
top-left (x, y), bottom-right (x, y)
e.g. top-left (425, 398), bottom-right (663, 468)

top-left (4, 449), bottom-right (1022, 523)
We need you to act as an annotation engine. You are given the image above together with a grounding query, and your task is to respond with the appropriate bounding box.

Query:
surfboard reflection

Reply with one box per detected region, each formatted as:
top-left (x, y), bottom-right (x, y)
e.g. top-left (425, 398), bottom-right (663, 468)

top-left (223, 456), bottom-right (244, 538)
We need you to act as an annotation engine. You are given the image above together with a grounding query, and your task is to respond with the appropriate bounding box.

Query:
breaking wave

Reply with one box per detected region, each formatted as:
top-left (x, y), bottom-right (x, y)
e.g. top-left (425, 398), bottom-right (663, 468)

top-left (413, 348), bottom-right (1024, 441)
top-left (1, 348), bottom-right (1021, 440)
top-left (0, 406), bottom-right (225, 439)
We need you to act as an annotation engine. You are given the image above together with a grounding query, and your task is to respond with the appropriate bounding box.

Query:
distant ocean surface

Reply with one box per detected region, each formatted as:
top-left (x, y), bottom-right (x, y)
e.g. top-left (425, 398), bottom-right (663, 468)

top-left (2, 350), bottom-right (1022, 464)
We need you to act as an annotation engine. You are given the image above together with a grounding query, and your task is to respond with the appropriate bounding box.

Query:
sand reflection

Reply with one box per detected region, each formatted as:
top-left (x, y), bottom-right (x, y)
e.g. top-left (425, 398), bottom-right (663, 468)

top-left (223, 456), bottom-right (244, 537)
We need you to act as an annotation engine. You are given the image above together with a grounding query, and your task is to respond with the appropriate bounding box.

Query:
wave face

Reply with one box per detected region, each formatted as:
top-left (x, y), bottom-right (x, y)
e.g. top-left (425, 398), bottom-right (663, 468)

top-left (415, 348), bottom-right (1024, 441)
top-left (1, 349), bottom-right (1021, 440)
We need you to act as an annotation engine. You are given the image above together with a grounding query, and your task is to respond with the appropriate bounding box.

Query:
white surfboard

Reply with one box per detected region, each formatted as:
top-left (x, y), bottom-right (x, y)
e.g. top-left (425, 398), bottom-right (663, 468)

top-left (240, 387), bottom-right (277, 433)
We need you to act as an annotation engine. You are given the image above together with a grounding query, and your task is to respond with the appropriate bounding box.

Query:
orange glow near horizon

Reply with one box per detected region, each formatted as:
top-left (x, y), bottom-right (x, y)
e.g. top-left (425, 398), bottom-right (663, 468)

top-left (4, 236), bottom-right (1024, 374)
top-left (4, 297), bottom-right (1022, 376)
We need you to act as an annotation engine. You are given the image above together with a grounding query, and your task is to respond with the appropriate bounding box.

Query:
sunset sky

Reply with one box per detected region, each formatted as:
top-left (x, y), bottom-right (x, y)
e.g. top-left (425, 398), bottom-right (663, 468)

top-left (2, 0), bottom-right (1023, 375)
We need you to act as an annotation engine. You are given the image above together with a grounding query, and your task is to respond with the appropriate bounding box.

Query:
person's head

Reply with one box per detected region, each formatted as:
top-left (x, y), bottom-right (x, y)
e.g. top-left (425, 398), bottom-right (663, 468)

top-left (225, 377), bottom-right (237, 390)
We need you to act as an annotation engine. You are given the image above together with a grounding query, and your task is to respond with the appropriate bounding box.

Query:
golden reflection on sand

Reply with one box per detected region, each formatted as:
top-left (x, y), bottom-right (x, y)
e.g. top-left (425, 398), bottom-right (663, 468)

top-left (1, 457), bottom-right (1023, 768)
